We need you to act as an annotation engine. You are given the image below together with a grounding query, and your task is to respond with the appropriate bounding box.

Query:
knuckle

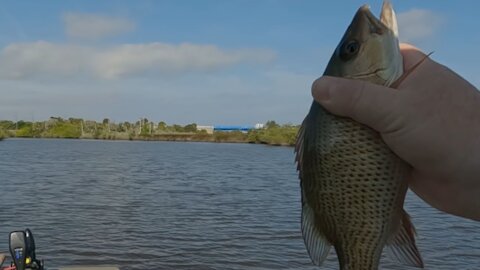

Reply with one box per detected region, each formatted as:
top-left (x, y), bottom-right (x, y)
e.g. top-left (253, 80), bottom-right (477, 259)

top-left (311, 78), bottom-right (322, 94)
top-left (349, 80), bottom-right (367, 116)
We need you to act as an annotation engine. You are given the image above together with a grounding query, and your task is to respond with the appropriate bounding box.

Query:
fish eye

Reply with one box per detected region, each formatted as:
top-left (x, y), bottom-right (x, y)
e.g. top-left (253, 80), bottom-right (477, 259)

top-left (339, 40), bottom-right (360, 61)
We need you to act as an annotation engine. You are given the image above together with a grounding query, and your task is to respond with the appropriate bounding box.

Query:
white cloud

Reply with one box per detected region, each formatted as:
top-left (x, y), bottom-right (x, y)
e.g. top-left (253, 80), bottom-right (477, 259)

top-left (63, 13), bottom-right (135, 39)
top-left (92, 43), bottom-right (276, 79)
top-left (0, 41), bottom-right (92, 79)
top-left (397, 9), bottom-right (444, 43)
top-left (0, 41), bottom-right (276, 80)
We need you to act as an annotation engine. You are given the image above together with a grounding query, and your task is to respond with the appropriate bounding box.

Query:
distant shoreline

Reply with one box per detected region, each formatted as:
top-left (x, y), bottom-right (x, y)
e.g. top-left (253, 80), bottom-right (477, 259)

top-left (0, 135), bottom-right (293, 147)
top-left (0, 118), bottom-right (299, 147)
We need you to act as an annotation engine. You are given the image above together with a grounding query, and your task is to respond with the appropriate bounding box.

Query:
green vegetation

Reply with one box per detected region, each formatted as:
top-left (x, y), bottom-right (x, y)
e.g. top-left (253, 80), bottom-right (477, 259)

top-left (0, 120), bottom-right (15, 139)
top-left (247, 121), bottom-right (298, 146)
top-left (0, 117), bottom-right (300, 146)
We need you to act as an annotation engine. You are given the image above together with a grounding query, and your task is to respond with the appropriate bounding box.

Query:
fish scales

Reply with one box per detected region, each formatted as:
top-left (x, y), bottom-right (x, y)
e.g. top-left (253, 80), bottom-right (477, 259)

top-left (296, 2), bottom-right (423, 270)
top-left (302, 103), bottom-right (409, 269)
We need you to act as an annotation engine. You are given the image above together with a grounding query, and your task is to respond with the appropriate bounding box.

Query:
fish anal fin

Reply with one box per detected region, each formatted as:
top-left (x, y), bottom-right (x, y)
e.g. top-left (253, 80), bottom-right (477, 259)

top-left (386, 210), bottom-right (424, 268)
top-left (301, 201), bottom-right (331, 266)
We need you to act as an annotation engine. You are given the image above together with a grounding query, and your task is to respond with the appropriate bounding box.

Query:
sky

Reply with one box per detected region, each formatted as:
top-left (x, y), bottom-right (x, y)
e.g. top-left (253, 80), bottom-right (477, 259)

top-left (0, 0), bottom-right (478, 125)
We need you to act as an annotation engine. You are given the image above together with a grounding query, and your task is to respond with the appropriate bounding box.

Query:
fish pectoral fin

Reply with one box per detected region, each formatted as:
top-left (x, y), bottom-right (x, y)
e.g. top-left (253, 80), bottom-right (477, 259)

top-left (301, 201), bottom-right (331, 266)
top-left (386, 210), bottom-right (424, 268)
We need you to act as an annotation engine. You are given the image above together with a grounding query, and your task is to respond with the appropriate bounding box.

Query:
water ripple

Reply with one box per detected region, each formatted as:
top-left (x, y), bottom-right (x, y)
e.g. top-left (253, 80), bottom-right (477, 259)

top-left (0, 139), bottom-right (479, 269)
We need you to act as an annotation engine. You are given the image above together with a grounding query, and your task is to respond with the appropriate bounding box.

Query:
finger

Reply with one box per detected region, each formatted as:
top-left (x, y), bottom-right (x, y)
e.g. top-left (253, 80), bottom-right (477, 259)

top-left (312, 76), bottom-right (402, 133)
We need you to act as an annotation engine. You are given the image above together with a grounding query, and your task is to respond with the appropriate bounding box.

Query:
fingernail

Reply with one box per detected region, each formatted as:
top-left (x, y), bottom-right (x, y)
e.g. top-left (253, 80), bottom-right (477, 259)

top-left (312, 77), bottom-right (331, 102)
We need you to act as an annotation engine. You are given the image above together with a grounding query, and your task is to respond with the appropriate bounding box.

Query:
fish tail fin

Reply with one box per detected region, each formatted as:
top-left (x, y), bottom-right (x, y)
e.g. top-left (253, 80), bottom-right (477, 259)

top-left (301, 198), bottom-right (332, 266)
top-left (386, 209), bottom-right (424, 268)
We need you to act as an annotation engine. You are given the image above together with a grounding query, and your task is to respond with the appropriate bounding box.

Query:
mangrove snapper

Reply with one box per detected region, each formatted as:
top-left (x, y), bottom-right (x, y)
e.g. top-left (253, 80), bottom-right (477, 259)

top-left (295, 2), bottom-right (423, 269)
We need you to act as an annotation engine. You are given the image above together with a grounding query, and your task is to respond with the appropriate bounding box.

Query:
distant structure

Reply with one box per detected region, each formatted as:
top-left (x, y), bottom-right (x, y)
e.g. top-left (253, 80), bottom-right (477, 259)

top-left (197, 125), bottom-right (214, 134)
top-left (214, 125), bottom-right (253, 131)
top-left (254, 123), bottom-right (265, 129)
top-left (196, 123), bottom-right (264, 134)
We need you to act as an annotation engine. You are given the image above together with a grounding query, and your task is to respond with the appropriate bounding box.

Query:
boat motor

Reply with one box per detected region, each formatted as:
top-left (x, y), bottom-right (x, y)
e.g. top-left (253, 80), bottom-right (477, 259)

top-left (1, 229), bottom-right (115, 270)
top-left (9, 231), bottom-right (26, 270)
top-left (4, 229), bottom-right (44, 270)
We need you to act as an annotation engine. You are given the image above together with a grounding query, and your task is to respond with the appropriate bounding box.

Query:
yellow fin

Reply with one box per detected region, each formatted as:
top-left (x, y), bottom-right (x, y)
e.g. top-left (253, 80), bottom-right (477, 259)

top-left (301, 194), bottom-right (331, 266)
top-left (386, 210), bottom-right (424, 268)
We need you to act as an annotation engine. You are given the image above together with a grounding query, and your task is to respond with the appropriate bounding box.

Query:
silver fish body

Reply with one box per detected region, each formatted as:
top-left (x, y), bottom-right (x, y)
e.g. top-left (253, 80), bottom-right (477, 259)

top-left (296, 2), bottom-right (423, 269)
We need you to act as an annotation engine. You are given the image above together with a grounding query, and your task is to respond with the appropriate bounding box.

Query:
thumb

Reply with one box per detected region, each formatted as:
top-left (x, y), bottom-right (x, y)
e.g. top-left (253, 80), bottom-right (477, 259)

top-left (312, 76), bottom-right (401, 133)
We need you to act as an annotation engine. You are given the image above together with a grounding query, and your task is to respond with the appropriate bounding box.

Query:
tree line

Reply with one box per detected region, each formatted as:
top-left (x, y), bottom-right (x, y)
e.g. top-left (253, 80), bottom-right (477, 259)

top-left (0, 118), bottom-right (299, 146)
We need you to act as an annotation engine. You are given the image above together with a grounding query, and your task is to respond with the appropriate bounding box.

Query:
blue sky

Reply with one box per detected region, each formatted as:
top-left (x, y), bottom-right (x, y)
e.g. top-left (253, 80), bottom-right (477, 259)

top-left (0, 0), bottom-right (478, 125)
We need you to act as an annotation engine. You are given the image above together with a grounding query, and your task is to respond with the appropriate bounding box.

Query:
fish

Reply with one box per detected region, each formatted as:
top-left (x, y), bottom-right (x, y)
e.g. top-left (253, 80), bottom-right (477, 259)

top-left (295, 2), bottom-right (424, 269)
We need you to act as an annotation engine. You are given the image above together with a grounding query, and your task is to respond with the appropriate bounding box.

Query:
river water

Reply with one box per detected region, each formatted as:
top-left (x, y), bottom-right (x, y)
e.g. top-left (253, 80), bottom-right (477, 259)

top-left (0, 139), bottom-right (478, 269)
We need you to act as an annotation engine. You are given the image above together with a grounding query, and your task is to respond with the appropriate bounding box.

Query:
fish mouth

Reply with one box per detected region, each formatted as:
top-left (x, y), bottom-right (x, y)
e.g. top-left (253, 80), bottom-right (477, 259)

top-left (361, 5), bottom-right (387, 35)
top-left (348, 67), bottom-right (387, 79)
top-left (343, 1), bottom-right (398, 44)
top-left (347, 5), bottom-right (387, 42)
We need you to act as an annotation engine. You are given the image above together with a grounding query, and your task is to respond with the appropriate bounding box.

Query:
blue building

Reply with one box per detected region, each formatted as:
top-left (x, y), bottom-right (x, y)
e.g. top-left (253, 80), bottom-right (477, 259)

top-left (213, 125), bottom-right (254, 132)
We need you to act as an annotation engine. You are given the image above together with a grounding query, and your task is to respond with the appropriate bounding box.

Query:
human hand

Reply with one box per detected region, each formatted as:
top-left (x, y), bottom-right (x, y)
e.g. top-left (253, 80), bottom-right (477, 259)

top-left (311, 43), bottom-right (480, 221)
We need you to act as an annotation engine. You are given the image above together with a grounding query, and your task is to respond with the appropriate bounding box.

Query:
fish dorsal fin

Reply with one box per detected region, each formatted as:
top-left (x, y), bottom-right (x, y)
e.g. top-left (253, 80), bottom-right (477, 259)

top-left (386, 210), bottom-right (424, 268)
top-left (295, 118), bottom-right (306, 172)
top-left (380, 0), bottom-right (399, 37)
top-left (296, 104), bottom-right (330, 265)
top-left (295, 102), bottom-right (320, 174)
top-left (301, 197), bottom-right (332, 266)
